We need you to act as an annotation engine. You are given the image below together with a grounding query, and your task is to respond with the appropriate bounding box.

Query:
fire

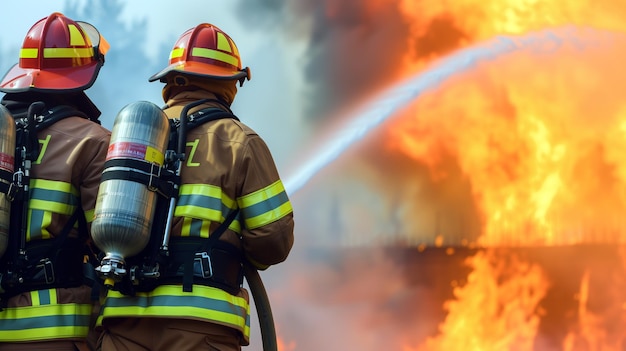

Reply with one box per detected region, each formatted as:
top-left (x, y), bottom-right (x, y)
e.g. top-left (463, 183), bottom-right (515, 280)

top-left (278, 1), bottom-right (626, 350)
top-left (419, 249), bottom-right (550, 351)
top-left (277, 336), bottom-right (297, 351)
top-left (375, 25), bottom-right (626, 350)
top-left (398, 0), bottom-right (626, 73)
top-left (384, 28), bottom-right (626, 247)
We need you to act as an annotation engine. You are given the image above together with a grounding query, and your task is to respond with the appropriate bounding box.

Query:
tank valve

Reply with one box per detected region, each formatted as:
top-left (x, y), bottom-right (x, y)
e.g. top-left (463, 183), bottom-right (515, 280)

top-left (95, 255), bottom-right (127, 288)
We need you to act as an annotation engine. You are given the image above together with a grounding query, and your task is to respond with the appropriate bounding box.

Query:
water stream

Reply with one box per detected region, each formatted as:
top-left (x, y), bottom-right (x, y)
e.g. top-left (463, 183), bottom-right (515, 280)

top-left (283, 26), bottom-right (612, 196)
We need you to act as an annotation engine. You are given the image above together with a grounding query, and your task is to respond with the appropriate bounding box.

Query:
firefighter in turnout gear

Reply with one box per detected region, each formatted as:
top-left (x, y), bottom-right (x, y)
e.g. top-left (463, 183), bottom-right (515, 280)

top-left (96, 23), bottom-right (295, 351)
top-left (0, 13), bottom-right (111, 351)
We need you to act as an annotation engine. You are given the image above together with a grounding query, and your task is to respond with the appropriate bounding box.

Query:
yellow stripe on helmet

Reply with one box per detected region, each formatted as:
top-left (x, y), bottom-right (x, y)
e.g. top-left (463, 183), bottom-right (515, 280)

top-left (192, 47), bottom-right (239, 67)
top-left (43, 47), bottom-right (94, 58)
top-left (68, 24), bottom-right (87, 46)
top-left (216, 32), bottom-right (232, 52)
top-left (170, 47), bottom-right (185, 60)
top-left (20, 48), bottom-right (39, 59)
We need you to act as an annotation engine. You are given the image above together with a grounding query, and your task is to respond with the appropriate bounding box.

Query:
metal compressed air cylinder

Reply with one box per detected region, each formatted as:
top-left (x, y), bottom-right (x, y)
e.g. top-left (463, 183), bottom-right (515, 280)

top-left (0, 105), bottom-right (14, 259)
top-left (91, 101), bottom-right (170, 277)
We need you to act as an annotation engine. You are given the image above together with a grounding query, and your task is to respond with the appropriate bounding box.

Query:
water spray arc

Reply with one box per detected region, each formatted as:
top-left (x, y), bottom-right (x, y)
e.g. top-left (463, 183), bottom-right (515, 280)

top-left (284, 27), bottom-right (613, 197)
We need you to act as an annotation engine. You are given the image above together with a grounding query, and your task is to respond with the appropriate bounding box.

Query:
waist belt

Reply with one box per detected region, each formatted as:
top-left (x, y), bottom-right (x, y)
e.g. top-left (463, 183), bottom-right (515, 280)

top-left (2, 238), bottom-right (88, 297)
top-left (137, 238), bottom-right (244, 295)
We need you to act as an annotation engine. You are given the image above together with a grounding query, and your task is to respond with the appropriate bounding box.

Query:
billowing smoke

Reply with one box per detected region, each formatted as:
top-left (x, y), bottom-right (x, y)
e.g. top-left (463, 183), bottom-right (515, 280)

top-left (235, 1), bottom-right (469, 122)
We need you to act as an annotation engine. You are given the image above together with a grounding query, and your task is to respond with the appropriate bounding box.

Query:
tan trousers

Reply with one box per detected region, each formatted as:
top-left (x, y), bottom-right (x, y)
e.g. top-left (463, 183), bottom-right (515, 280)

top-left (97, 318), bottom-right (241, 351)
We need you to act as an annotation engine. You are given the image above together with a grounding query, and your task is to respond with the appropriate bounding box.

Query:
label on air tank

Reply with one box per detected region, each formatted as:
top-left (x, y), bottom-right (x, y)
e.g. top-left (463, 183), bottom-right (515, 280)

top-left (0, 153), bottom-right (14, 172)
top-left (107, 142), bottom-right (164, 165)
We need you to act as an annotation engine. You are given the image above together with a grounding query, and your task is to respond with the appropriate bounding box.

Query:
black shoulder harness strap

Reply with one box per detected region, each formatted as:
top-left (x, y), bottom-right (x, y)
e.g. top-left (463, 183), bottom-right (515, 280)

top-left (166, 103), bottom-right (239, 157)
top-left (36, 104), bottom-right (90, 129)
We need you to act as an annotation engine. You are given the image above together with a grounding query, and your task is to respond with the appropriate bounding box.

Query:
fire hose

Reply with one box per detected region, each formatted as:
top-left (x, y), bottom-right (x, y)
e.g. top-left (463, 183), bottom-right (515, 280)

top-left (244, 264), bottom-right (278, 351)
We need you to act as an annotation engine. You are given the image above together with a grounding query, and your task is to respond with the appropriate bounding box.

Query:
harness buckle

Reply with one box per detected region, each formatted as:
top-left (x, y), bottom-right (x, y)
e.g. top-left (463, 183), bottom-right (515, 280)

top-left (194, 252), bottom-right (213, 279)
top-left (147, 163), bottom-right (161, 192)
top-left (36, 258), bottom-right (55, 284)
top-left (6, 182), bottom-right (17, 202)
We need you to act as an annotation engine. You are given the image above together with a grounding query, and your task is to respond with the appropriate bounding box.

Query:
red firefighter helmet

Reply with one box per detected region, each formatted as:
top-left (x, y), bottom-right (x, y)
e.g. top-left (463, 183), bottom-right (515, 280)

top-left (149, 23), bottom-right (251, 84)
top-left (0, 12), bottom-right (109, 93)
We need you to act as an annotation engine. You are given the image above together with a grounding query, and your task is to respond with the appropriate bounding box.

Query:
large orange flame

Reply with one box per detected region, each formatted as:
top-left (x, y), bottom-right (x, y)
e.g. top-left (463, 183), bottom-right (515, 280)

top-left (417, 250), bottom-right (550, 351)
top-left (376, 27), bottom-right (626, 350)
top-left (384, 29), bottom-right (626, 247)
top-left (277, 1), bottom-right (626, 350)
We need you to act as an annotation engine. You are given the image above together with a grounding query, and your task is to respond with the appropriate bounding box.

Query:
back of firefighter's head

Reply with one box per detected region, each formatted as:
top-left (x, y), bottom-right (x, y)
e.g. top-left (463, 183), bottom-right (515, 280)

top-left (149, 23), bottom-right (251, 106)
top-left (0, 12), bottom-right (108, 94)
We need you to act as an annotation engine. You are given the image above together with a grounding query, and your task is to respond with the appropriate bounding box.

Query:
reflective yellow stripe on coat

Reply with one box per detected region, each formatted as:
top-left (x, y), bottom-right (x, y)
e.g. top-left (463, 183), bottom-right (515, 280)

top-left (0, 289), bottom-right (91, 341)
top-left (97, 284), bottom-right (251, 341)
top-left (28, 179), bottom-right (80, 240)
top-left (175, 183), bottom-right (241, 237)
top-left (238, 180), bottom-right (292, 229)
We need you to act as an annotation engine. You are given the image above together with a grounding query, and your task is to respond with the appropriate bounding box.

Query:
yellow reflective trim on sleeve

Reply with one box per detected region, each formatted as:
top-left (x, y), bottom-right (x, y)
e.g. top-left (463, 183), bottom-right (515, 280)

top-left (244, 201), bottom-right (293, 230)
top-left (28, 179), bottom-right (78, 215)
top-left (175, 205), bottom-right (222, 221)
top-left (239, 180), bottom-right (285, 208)
top-left (20, 48), bottom-right (38, 59)
top-left (43, 47), bottom-right (94, 58)
top-left (28, 199), bottom-right (75, 215)
top-left (175, 208), bottom-right (241, 233)
top-left (175, 184), bottom-right (237, 218)
top-left (192, 47), bottom-right (239, 67)
top-left (179, 183), bottom-right (223, 199)
top-left (175, 184), bottom-right (241, 233)
top-left (31, 179), bottom-right (79, 196)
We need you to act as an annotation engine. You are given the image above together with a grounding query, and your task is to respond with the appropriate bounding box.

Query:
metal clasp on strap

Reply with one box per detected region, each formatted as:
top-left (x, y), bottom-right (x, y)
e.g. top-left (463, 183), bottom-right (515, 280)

top-left (194, 252), bottom-right (213, 279)
top-left (7, 171), bottom-right (24, 201)
top-left (6, 182), bottom-right (17, 202)
top-left (147, 163), bottom-right (162, 192)
top-left (36, 258), bottom-right (55, 284)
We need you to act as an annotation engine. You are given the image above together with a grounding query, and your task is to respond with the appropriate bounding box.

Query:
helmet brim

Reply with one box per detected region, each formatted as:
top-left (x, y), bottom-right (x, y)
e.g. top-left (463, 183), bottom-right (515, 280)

top-left (148, 61), bottom-right (248, 82)
top-left (0, 61), bottom-right (102, 93)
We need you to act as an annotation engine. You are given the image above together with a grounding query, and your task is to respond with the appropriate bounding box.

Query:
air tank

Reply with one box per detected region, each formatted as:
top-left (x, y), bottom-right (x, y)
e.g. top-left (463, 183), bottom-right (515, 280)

top-left (91, 101), bottom-right (170, 285)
